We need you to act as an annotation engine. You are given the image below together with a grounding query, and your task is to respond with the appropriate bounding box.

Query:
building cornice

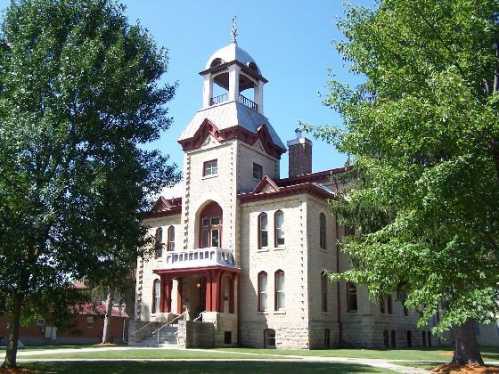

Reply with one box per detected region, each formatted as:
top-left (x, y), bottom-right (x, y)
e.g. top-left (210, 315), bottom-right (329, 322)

top-left (178, 118), bottom-right (286, 159)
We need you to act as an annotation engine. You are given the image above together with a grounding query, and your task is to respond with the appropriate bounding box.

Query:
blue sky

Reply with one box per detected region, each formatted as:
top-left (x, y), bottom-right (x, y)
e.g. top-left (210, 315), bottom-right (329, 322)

top-left (0, 0), bottom-right (374, 177)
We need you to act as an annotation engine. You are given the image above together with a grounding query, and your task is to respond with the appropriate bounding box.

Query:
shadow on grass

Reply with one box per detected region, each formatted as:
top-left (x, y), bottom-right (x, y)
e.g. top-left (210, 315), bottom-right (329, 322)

top-left (19, 361), bottom-right (391, 374)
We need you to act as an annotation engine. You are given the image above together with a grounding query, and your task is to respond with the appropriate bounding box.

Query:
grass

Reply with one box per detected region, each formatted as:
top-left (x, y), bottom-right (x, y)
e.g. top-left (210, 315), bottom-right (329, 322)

top-left (216, 346), bottom-right (499, 362)
top-left (0, 344), bottom-right (102, 352)
top-left (18, 348), bottom-right (275, 360)
top-left (13, 361), bottom-right (396, 373)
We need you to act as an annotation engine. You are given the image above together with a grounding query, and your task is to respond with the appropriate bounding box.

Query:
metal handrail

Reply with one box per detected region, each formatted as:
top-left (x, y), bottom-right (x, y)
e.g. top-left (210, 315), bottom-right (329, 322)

top-left (151, 312), bottom-right (186, 345)
top-left (193, 311), bottom-right (205, 322)
top-left (130, 320), bottom-right (156, 340)
top-left (238, 94), bottom-right (258, 111)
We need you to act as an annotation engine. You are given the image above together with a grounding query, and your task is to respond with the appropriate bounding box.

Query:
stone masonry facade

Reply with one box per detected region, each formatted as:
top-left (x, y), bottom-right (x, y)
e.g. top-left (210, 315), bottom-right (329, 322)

top-left (130, 40), bottom-right (435, 350)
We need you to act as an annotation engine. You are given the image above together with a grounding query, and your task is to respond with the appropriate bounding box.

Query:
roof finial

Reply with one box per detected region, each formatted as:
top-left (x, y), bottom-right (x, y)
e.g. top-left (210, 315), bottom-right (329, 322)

top-left (231, 16), bottom-right (238, 44)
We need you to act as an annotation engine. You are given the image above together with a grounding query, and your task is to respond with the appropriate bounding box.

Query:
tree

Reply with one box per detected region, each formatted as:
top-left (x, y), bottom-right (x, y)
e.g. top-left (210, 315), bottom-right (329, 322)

top-left (0, 0), bottom-right (178, 368)
top-left (308, 0), bottom-right (499, 366)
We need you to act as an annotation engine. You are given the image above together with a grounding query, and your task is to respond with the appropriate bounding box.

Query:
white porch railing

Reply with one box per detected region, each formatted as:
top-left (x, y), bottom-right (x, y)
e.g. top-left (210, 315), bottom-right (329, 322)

top-left (162, 247), bottom-right (237, 270)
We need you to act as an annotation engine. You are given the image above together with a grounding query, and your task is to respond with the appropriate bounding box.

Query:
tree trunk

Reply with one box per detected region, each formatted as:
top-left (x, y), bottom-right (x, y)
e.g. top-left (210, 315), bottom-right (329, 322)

top-left (101, 287), bottom-right (114, 344)
top-left (2, 294), bottom-right (23, 369)
top-left (451, 320), bottom-right (484, 366)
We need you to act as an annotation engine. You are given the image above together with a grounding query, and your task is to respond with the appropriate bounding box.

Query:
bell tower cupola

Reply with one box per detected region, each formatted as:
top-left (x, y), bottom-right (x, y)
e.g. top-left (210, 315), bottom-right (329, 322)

top-left (199, 18), bottom-right (267, 114)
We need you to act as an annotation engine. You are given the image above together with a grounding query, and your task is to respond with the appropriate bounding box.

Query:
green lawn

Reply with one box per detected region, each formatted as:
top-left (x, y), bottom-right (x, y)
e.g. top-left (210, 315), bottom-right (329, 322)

top-left (19, 348), bottom-right (274, 360)
top-left (15, 361), bottom-right (396, 373)
top-left (14, 345), bottom-right (499, 363)
top-left (216, 346), bottom-right (499, 362)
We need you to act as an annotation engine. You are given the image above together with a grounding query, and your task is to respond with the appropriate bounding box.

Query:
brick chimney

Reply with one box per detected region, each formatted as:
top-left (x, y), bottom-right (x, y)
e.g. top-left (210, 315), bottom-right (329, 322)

top-left (287, 129), bottom-right (312, 178)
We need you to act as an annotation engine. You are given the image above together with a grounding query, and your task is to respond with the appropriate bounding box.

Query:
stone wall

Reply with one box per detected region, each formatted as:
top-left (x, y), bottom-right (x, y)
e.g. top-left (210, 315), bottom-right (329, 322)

top-left (238, 195), bottom-right (311, 348)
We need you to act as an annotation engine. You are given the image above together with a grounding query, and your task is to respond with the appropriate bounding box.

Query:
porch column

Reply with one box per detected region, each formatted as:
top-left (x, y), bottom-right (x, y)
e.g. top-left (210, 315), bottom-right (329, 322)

top-left (211, 270), bottom-right (222, 312)
top-left (177, 278), bottom-right (183, 314)
top-left (164, 277), bottom-right (173, 313)
top-left (205, 271), bottom-right (213, 311)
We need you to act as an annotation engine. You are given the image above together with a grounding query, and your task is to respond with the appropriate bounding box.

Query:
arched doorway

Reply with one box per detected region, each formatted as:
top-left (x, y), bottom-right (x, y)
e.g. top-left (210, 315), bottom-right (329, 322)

top-left (198, 201), bottom-right (223, 248)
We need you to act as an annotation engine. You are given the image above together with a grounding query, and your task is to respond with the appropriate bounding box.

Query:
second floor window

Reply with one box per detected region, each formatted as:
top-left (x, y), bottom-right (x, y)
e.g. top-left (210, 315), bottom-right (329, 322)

top-left (346, 282), bottom-right (358, 312)
top-left (203, 159), bottom-right (218, 177)
top-left (167, 225), bottom-right (175, 251)
top-left (274, 210), bottom-right (285, 247)
top-left (258, 271), bottom-right (268, 312)
top-left (320, 213), bottom-right (327, 249)
top-left (253, 162), bottom-right (263, 180)
top-left (154, 227), bottom-right (163, 258)
top-left (258, 213), bottom-right (268, 249)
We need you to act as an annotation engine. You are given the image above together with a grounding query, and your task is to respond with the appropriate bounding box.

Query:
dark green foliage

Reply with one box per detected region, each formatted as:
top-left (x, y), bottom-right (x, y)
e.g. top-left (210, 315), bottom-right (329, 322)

top-left (309, 0), bottom-right (499, 337)
top-left (0, 0), bottom-right (178, 366)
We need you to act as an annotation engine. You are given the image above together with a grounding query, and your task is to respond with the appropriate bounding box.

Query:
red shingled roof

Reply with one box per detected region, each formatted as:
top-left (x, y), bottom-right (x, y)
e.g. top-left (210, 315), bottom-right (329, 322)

top-left (144, 196), bottom-right (182, 219)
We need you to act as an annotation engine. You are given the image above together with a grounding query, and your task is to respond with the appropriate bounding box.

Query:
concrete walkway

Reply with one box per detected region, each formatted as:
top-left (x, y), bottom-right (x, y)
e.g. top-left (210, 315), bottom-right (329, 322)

top-left (14, 346), bottom-right (430, 373)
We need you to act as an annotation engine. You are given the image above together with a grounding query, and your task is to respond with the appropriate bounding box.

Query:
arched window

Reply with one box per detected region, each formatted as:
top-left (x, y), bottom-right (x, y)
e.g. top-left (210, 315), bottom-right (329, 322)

top-left (257, 271), bottom-right (267, 312)
top-left (274, 210), bottom-right (285, 247)
top-left (320, 213), bottom-right (327, 249)
top-left (167, 226), bottom-right (175, 251)
top-left (346, 282), bottom-right (358, 312)
top-left (321, 272), bottom-right (328, 312)
top-left (274, 270), bottom-right (285, 311)
top-left (199, 202), bottom-right (222, 248)
top-left (258, 213), bottom-right (268, 249)
top-left (152, 279), bottom-right (161, 314)
top-left (154, 227), bottom-right (163, 258)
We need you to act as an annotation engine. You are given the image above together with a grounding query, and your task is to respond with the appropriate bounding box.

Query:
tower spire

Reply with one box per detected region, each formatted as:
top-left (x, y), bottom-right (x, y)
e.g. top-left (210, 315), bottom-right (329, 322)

top-left (231, 16), bottom-right (238, 44)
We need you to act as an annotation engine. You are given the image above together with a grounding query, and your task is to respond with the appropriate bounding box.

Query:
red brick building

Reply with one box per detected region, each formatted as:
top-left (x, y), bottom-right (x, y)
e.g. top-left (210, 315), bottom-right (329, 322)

top-left (0, 303), bottom-right (128, 346)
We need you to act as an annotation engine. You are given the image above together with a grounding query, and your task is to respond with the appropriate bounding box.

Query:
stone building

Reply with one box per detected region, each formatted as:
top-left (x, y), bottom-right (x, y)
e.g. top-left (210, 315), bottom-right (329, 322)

top-left (129, 39), bottom-right (432, 349)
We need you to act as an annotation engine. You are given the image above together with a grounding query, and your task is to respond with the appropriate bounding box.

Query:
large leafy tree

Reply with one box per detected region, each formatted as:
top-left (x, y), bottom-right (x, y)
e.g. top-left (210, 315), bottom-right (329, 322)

top-left (309, 0), bottom-right (499, 365)
top-left (0, 0), bottom-right (177, 368)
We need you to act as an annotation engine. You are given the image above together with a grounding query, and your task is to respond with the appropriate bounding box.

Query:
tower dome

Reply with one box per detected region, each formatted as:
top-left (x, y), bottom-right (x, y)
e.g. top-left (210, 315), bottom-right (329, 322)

top-left (205, 42), bottom-right (261, 75)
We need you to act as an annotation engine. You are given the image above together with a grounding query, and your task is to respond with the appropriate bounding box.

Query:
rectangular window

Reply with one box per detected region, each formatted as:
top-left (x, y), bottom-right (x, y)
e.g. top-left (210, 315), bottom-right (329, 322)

top-left (324, 329), bottom-right (331, 348)
top-left (380, 298), bottom-right (386, 314)
top-left (274, 211), bottom-right (285, 247)
top-left (387, 295), bottom-right (393, 314)
top-left (258, 272), bottom-right (268, 312)
top-left (258, 213), bottom-right (268, 248)
top-left (224, 331), bottom-right (232, 345)
top-left (275, 271), bottom-right (285, 311)
top-left (203, 159), bottom-right (218, 177)
top-left (321, 274), bottom-right (328, 312)
top-left (346, 282), bottom-right (358, 312)
top-left (211, 229), bottom-right (220, 247)
top-left (253, 162), bottom-right (263, 180)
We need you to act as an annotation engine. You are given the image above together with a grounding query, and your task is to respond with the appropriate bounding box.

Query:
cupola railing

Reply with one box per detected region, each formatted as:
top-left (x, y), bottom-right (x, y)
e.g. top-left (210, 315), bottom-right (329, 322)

top-left (209, 93), bottom-right (258, 112)
top-left (209, 93), bottom-right (228, 106)
top-left (238, 94), bottom-right (258, 111)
